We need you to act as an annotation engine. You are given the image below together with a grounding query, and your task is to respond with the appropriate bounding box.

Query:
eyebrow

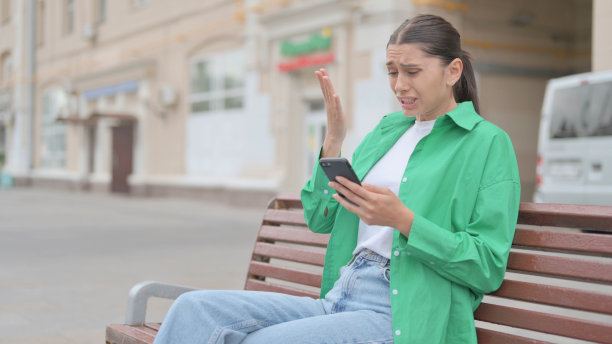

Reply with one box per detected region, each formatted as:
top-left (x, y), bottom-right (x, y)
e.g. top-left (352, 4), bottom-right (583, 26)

top-left (385, 61), bottom-right (420, 68)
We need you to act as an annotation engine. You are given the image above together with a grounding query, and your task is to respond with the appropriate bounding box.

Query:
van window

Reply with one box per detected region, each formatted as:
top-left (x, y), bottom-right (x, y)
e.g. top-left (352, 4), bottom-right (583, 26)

top-left (550, 80), bottom-right (612, 139)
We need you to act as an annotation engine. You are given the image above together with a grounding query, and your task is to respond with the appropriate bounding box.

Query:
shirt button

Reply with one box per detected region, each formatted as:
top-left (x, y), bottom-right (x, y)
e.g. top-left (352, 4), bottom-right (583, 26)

top-left (394, 250), bottom-right (400, 257)
top-left (392, 289), bottom-right (398, 295)
top-left (430, 261), bottom-right (435, 265)
top-left (406, 251), bottom-right (411, 256)
top-left (395, 330), bottom-right (402, 336)
top-left (323, 189), bottom-right (329, 194)
top-left (402, 177), bottom-right (407, 182)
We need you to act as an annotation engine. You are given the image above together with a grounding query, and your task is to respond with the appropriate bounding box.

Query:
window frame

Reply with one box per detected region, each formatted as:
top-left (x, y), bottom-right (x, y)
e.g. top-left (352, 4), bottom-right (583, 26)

top-left (96, 0), bottom-right (106, 24)
top-left (36, 0), bottom-right (44, 46)
top-left (1, 0), bottom-right (10, 24)
top-left (63, 0), bottom-right (74, 35)
top-left (189, 50), bottom-right (246, 116)
top-left (0, 52), bottom-right (11, 87)
top-left (132, 0), bottom-right (149, 8)
top-left (40, 90), bottom-right (67, 169)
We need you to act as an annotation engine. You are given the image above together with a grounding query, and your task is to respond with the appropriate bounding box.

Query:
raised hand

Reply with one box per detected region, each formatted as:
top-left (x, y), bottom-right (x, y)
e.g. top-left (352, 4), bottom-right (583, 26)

top-left (316, 68), bottom-right (347, 158)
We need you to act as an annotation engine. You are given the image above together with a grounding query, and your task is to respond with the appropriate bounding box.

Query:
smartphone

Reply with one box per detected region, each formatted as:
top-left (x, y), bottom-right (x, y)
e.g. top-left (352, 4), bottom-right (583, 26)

top-left (319, 157), bottom-right (361, 205)
top-left (319, 157), bottom-right (361, 185)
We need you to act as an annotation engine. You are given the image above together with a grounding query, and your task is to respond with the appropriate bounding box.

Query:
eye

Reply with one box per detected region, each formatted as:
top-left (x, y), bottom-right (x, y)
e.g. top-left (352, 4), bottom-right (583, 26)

top-left (388, 71), bottom-right (398, 76)
top-left (407, 71), bottom-right (419, 76)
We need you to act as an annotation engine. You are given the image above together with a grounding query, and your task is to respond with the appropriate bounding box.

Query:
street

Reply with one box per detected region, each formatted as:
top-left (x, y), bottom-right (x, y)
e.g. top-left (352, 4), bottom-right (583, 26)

top-left (0, 188), bottom-right (265, 343)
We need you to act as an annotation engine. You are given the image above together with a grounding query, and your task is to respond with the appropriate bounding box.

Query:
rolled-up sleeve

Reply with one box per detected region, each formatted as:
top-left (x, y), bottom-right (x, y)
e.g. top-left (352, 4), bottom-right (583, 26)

top-left (301, 151), bottom-right (340, 234)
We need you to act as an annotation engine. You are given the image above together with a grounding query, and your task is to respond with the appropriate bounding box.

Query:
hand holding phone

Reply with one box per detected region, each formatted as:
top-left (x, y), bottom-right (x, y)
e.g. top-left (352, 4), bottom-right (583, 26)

top-left (319, 157), bottom-right (361, 205)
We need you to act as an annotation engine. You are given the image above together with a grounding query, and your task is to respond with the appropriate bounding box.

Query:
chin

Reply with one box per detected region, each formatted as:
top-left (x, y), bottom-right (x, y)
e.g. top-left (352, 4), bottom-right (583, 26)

top-left (401, 108), bottom-right (421, 118)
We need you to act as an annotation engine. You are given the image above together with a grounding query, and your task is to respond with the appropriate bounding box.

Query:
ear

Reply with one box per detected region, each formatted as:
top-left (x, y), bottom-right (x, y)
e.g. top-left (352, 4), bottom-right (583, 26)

top-left (446, 58), bottom-right (463, 87)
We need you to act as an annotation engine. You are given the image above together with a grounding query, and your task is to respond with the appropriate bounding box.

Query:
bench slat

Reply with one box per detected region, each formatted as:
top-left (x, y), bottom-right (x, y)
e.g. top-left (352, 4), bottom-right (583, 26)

top-left (258, 225), bottom-right (330, 247)
top-left (244, 279), bottom-right (319, 299)
top-left (474, 302), bottom-right (612, 344)
top-left (263, 209), bottom-right (307, 227)
top-left (106, 323), bottom-right (156, 344)
top-left (493, 279), bottom-right (612, 315)
top-left (145, 323), bottom-right (161, 331)
top-left (273, 193), bottom-right (303, 210)
top-left (507, 251), bottom-right (612, 283)
top-left (248, 261), bottom-right (323, 287)
top-left (514, 227), bottom-right (612, 255)
top-left (518, 203), bottom-right (612, 232)
top-left (476, 327), bottom-right (554, 344)
top-left (253, 242), bottom-right (326, 266)
top-left (491, 279), bottom-right (612, 315)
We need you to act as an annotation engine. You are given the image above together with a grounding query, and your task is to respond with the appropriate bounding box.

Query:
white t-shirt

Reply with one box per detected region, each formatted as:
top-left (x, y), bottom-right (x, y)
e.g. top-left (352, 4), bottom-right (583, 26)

top-left (353, 119), bottom-right (436, 259)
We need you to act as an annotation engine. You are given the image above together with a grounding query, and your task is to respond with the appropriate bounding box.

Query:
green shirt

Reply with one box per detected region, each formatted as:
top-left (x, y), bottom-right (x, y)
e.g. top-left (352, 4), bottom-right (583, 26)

top-left (301, 102), bottom-right (521, 343)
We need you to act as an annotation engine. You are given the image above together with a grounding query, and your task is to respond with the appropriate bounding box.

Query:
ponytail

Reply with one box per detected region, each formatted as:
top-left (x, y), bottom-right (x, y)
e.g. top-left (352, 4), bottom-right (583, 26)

top-left (454, 50), bottom-right (480, 114)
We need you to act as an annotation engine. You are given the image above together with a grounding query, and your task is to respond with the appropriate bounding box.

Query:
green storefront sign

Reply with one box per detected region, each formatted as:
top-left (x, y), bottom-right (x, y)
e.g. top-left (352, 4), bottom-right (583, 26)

top-left (281, 28), bottom-right (332, 56)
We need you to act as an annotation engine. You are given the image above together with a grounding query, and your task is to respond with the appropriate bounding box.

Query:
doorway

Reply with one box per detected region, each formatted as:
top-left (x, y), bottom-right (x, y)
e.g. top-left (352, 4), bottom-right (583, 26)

top-left (111, 123), bottom-right (134, 193)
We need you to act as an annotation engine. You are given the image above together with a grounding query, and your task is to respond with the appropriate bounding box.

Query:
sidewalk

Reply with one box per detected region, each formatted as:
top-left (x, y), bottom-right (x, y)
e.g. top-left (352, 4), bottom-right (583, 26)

top-left (0, 188), bottom-right (265, 344)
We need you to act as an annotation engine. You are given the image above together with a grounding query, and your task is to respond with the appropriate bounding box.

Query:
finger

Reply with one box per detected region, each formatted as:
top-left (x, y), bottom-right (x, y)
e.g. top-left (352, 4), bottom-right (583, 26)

top-left (321, 76), bottom-right (335, 106)
top-left (322, 76), bottom-right (333, 96)
top-left (316, 70), bottom-right (333, 103)
top-left (335, 176), bottom-right (369, 199)
top-left (333, 94), bottom-right (344, 117)
top-left (315, 71), bottom-right (329, 101)
top-left (328, 181), bottom-right (362, 203)
top-left (322, 73), bottom-right (337, 97)
top-left (332, 193), bottom-right (362, 213)
top-left (362, 183), bottom-right (392, 194)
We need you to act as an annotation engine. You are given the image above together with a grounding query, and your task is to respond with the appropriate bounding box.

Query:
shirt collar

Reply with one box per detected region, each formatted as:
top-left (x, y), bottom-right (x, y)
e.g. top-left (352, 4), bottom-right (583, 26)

top-left (444, 101), bottom-right (483, 131)
top-left (379, 101), bottom-right (482, 134)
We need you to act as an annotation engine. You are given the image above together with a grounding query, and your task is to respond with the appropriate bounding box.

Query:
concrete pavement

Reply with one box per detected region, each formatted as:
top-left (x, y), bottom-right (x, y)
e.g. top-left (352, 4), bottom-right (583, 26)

top-left (0, 188), bottom-right (266, 343)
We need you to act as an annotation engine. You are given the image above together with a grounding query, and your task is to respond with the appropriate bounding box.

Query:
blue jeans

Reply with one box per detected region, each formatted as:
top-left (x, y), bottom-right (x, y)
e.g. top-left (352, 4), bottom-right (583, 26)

top-left (154, 249), bottom-right (393, 344)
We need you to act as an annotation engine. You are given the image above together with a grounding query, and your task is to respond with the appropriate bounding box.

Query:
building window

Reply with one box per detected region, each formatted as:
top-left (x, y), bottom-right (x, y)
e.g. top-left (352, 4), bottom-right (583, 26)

top-left (0, 124), bottom-right (5, 168)
top-left (64, 0), bottom-right (74, 35)
top-left (96, 0), bottom-right (106, 24)
top-left (0, 52), bottom-right (11, 86)
top-left (41, 90), bottom-right (67, 168)
top-left (36, 1), bottom-right (44, 46)
top-left (1, 0), bottom-right (9, 24)
top-left (190, 51), bottom-right (245, 114)
top-left (133, 0), bottom-right (149, 8)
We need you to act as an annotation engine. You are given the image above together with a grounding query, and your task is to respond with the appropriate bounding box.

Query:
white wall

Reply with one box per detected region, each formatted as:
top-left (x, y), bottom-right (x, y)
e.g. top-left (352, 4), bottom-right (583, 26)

top-left (593, 0), bottom-right (612, 72)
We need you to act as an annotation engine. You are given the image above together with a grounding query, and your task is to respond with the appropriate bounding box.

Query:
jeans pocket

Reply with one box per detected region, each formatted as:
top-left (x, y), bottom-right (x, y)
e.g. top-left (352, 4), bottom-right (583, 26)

top-left (382, 267), bottom-right (390, 283)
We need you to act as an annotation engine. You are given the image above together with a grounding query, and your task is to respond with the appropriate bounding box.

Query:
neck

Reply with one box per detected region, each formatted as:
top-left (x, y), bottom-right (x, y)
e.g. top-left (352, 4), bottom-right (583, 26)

top-left (415, 96), bottom-right (458, 122)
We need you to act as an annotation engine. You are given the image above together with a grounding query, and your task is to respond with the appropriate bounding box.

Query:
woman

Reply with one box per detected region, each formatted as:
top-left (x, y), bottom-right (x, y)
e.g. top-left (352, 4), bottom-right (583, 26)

top-left (155, 14), bottom-right (520, 344)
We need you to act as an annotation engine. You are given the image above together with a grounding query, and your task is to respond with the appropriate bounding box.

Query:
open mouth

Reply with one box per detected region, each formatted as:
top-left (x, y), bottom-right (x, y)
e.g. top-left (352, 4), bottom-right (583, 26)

top-left (400, 98), bottom-right (417, 107)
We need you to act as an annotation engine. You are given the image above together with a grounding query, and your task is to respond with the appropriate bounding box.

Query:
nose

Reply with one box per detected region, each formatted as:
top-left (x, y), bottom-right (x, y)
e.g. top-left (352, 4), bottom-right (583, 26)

top-left (394, 73), bottom-right (410, 95)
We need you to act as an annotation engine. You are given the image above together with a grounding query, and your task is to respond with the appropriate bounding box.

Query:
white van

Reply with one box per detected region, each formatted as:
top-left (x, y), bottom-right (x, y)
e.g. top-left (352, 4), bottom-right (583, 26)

top-left (534, 70), bottom-right (612, 206)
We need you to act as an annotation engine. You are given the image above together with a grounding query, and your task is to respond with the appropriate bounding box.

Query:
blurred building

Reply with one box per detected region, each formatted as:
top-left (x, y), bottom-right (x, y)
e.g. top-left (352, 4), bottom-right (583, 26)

top-left (0, 0), bottom-right (608, 205)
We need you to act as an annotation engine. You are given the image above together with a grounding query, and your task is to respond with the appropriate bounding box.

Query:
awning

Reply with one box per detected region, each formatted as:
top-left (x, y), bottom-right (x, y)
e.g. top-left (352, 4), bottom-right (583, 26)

top-left (56, 112), bottom-right (137, 125)
top-left (82, 81), bottom-right (139, 100)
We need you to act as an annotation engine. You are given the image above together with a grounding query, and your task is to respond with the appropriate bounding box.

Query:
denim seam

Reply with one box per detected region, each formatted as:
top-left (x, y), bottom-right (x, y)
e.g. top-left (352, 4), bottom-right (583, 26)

top-left (352, 338), bottom-right (394, 344)
top-left (208, 319), bottom-right (273, 344)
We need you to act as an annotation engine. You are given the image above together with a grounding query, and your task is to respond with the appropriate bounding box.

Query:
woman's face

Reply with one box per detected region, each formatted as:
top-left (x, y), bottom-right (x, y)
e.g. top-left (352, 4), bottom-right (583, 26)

top-left (386, 43), bottom-right (462, 121)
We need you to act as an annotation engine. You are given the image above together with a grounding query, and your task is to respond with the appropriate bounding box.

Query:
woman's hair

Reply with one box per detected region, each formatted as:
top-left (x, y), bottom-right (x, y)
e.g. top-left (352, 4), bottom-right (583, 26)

top-left (388, 14), bottom-right (479, 114)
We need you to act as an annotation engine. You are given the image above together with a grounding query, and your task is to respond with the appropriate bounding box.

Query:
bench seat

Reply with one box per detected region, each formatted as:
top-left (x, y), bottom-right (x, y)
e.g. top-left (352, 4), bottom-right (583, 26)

top-left (106, 194), bottom-right (612, 344)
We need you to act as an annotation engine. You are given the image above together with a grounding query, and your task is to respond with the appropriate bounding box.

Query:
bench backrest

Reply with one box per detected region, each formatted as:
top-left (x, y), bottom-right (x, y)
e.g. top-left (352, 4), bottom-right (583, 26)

top-left (245, 194), bottom-right (612, 344)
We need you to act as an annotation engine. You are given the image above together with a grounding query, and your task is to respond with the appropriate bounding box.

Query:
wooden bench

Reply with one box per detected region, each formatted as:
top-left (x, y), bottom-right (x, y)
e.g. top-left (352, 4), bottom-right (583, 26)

top-left (106, 194), bottom-right (612, 344)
